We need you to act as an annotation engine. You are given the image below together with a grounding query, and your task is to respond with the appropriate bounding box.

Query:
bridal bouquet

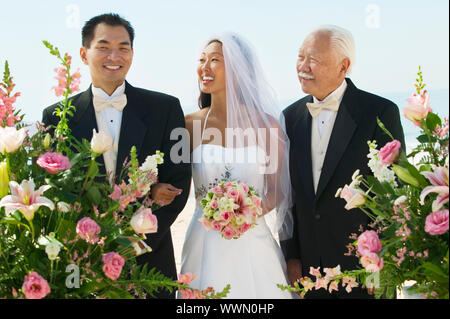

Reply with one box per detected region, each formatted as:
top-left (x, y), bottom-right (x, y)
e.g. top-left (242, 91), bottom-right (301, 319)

top-left (0, 42), bottom-right (228, 299)
top-left (336, 67), bottom-right (449, 299)
top-left (199, 180), bottom-right (263, 239)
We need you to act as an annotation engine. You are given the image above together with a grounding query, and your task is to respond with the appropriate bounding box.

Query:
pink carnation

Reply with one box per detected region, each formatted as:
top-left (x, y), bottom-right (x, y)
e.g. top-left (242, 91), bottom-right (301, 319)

top-left (379, 140), bottom-right (402, 165)
top-left (102, 252), bottom-right (125, 281)
top-left (22, 271), bottom-right (51, 299)
top-left (357, 230), bottom-right (382, 256)
top-left (425, 210), bottom-right (449, 235)
top-left (76, 217), bottom-right (101, 244)
top-left (37, 152), bottom-right (72, 174)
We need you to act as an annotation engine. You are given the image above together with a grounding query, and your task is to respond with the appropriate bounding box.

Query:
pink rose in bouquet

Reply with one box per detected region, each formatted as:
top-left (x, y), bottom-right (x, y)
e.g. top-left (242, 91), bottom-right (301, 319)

top-left (199, 181), bottom-right (263, 239)
top-left (379, 140), bottom-right (402, 165)
top-left (37, 152), bottom-right (72, 174)
top-left (22, 271), bottom-right (51, 299)
top-left (102, 251), bottom-right (125, 281)
top-left (425, 209), bottom-right (449, 235)
top-left (356, 230), bottom-right (382, 256)
top-left (130, 206), bottom-right (158, 234)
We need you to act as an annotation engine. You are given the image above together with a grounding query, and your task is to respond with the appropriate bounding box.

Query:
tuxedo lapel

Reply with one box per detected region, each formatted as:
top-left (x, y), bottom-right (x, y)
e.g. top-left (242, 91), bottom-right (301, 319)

top-left (69, 86), bottom-right (108, 175)
top-left (292, 96), bottom-right (315, 203)
top-left (116, 82), bottom-right (148, 178)
top-left (315, 79), bottom-right (358, 201)
top-left (71, 85), bottom-right (98, 139)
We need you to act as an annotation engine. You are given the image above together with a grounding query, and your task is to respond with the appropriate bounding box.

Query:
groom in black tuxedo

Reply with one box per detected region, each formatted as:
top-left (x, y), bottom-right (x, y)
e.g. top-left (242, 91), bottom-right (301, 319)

top-left (42, 13), bottom-right (191, 298)
top-left (281, 26), bottom-right (405, 298)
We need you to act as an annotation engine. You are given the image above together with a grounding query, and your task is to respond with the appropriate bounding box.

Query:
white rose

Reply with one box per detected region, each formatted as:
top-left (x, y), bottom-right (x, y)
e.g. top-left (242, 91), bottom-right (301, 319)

top-left (0, 126), bottom-right (27, 154)
top-left (90, 129), bottom-right (113, 154)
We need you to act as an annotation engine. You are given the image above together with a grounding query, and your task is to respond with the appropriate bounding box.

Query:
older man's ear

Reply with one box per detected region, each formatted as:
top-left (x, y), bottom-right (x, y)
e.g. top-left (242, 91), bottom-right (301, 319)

top-left (340, 57), bottom-right (351, 75)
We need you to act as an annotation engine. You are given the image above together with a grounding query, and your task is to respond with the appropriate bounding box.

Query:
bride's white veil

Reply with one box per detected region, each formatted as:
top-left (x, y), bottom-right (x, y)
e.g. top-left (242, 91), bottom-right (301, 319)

top-left (200, 32), bottom-right (294, 241)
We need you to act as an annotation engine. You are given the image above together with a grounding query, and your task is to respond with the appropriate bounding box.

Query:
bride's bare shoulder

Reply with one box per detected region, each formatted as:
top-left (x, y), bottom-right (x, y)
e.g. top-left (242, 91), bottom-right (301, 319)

top-left (185, 108), bottom-right (209, 128)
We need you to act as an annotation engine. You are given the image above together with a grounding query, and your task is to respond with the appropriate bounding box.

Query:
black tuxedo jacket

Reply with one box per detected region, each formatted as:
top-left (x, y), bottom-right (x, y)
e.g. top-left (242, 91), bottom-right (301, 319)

top-left (42, 82), bottom-right (192, 298)
top-left (281, 78), bottom-right (405, 296)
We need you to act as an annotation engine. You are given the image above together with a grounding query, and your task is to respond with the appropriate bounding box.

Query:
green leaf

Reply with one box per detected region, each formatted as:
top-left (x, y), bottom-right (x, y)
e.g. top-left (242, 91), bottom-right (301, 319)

top-left (426, 112), bottom-right (442, 133)
top-left (115, 237), bottom-right (132, 247)
top-left (366, 175), bottom-right (388, 196)
top-left (417, 134), bottom-right (434, 144)
top-left (86, 185), bottom-right (102, 205)
top-left (58, 191), bottom-right (78, 203)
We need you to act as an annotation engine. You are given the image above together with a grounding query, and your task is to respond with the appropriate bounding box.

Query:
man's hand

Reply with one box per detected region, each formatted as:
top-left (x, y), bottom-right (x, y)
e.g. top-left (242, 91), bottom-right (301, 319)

top-left (287, 258), bottom-right (303, 298)
top-left (151, 183), bottom-right (182, 206)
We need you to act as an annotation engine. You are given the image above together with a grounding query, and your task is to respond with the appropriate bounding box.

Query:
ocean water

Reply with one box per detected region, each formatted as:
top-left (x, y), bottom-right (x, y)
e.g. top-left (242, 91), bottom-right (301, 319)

top-left (183, 89), bottom-right (449, 154)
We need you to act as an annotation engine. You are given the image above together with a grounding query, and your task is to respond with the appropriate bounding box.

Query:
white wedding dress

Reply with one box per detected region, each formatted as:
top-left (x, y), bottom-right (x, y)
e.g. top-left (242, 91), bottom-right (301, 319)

top-left (179, 140), bottom-right (295, 299)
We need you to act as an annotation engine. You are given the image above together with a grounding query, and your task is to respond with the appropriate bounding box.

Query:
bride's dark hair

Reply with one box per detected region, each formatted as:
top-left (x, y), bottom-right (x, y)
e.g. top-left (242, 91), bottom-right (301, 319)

top-left (198, 37), bottom-right (256, 109)
top-left (198, 39), bottom-right (221, 109)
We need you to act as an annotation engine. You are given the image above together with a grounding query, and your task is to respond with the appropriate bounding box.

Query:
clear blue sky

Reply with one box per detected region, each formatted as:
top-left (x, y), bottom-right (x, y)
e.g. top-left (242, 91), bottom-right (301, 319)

top-left (1, 0), bottom-right (448, 123)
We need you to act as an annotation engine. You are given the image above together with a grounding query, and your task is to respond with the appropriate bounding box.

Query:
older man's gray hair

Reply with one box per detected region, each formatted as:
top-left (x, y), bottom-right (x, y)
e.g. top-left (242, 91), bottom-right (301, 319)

top-left (311, 25), bottom-right (356, 75)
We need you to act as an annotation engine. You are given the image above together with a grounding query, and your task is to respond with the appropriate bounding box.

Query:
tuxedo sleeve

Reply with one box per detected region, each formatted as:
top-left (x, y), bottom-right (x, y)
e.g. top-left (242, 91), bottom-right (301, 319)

top-left (143, 99), bottom-right (192, 252)
top-left (374, 102), bottom-right (406, 151)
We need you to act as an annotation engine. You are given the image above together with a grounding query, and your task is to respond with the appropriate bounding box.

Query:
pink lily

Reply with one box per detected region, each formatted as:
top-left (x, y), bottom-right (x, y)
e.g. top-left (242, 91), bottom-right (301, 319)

top-left (0, 179), bottom-right (55, 221)
top-left (420, 166), bottom-right (449, 212)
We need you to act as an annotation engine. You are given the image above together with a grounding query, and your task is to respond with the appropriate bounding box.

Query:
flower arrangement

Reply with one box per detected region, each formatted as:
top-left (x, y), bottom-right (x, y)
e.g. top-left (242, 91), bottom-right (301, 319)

top-left (199, 180), bottom-right (263, 239)
top-left (336, 67), bottom-right (448, 299)
top-left (0, 42), bottom-right (228, 299)
top-left (278, 67), bottom-right (448, 299)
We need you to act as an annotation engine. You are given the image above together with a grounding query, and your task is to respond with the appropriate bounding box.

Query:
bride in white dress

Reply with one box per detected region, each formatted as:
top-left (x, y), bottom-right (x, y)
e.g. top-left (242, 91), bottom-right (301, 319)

top-left (156, 32), bottom-right (295, 298)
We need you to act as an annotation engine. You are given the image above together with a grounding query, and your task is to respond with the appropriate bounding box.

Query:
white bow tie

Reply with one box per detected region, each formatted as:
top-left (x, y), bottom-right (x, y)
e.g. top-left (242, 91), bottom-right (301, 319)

top-left (306, 97), bottom-right (339, 118)
top-left (93, 94), bottom-right (127, 113)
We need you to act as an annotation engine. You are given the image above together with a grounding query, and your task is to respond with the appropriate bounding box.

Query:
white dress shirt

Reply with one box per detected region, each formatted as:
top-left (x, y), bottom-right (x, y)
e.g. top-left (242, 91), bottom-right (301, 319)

top-left (310, 79), bottom-right (348, 192)
top-left (92, 82), bottom-right (125, 142)
top-left (313, 79), bottom-right (347, 137)
top-left (92, 82), bottom-right (126, 183)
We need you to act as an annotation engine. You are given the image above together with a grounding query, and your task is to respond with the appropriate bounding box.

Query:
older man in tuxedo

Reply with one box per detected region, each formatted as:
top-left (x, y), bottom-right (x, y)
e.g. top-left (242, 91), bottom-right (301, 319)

top-left (281, 25), bottom-right (405, 298)
top-left (42, 13), bottom-right (191, 298)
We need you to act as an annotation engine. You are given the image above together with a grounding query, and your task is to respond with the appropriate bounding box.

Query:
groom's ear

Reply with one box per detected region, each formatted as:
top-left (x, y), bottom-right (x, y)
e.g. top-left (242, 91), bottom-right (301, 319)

top-left (80, 47), bottom-right (89, 65)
